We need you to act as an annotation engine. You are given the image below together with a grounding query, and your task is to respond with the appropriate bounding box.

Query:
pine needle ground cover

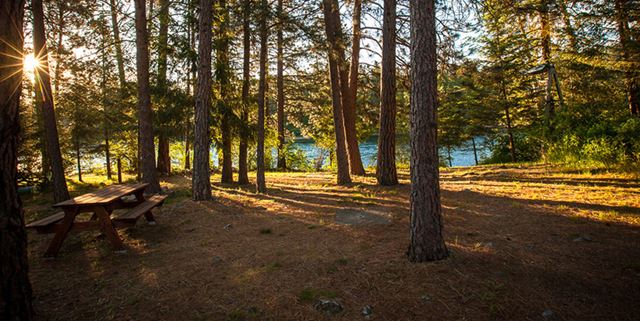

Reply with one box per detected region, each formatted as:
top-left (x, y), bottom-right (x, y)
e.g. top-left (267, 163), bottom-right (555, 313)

top-left (24, 165), bottom-right (640, 320)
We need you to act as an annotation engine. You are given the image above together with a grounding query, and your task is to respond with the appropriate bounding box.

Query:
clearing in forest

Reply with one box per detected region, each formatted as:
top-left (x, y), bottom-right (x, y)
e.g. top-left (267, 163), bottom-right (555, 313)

top-left (23, 165), bottom-right (640, 320)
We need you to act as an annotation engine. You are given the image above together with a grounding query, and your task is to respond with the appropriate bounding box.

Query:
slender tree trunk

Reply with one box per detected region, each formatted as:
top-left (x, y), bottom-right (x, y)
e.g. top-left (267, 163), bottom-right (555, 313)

top-left (156, 0), bottom-right (171, 176)
top-left (134, 0), bottom-right (161, 193)
top-left (109, 0), bottom-right (127, 91)
top-left (0, 2), bottom-right (34, 319)
top-left (501, 81), bottom-right (517, 162)
top-left (193, 0), bottom-right (213, 200)
top-left (539, 0), bottom-right (555, 131)
top-left (615, 0), bottom-right (639, 116)
top-left (323, 0), bottom-right (352, 185)
top-left (447, 147), bottom-right (452, 167)
top-left (216, 0), bottom-right (233, 183)
top-left (276, 0), bottom-right (287, 170)
top-left (184, 125), bottom-right (191, 170)
top-left (407, 0), bottom-right (448, 262)
top-left (376, 0), bottom-right (398, 186)
top-left (342, 0), bottom-right (365, 175)
top-left (471, 137), bottom-right (478, 166)
top-left (256, 0), bottom-right (269, 193)
top-left (33, 0), bottom-right (70, 203)
top-left (100, 40), bottom-right (112, 180)
top-left (53, 0), bottom-right (65, 102)
top-left (117, 158), bottom-right (123, 183)
top-left (76, 141), bottom-right (82, 182)
top-left (238, 0), bottom-right (251, 184)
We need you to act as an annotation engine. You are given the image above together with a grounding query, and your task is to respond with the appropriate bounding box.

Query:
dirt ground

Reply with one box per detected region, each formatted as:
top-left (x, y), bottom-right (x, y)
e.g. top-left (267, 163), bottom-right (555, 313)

top-left (23, 165), bottom-right (640, 320)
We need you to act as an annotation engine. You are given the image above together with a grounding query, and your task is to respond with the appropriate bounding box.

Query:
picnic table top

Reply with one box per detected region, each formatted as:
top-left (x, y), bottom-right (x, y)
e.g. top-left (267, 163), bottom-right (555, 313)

top-left (53, 183), bottom-right (148, 207)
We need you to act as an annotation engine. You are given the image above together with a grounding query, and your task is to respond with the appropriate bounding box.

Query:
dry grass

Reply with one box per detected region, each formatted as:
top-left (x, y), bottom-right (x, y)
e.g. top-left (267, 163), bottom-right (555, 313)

top-left (24, 164), bottom-right (640, 320)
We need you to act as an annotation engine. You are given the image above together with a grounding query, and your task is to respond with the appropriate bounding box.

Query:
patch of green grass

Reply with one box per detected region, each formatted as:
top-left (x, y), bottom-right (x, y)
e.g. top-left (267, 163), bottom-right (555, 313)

top-left (298, 288), bottom-right (337, 303)
top-left (259, 228), bottom-right (272, 235)
top-left (335, 258), bottom-right (349, 266)
top-left (306, 224), bottom-right (317, 229)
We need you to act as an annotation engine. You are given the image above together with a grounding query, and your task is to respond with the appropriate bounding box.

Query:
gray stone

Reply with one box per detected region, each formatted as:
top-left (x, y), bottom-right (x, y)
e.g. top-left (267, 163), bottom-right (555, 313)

top-left (224, 224), bottom-right (232, 231)
top-left (542, 309), bottom-right (554, 319)
top-left (573, 234), bottom-right (593, 242)
top-left (335, 209), bottom-right (390, 226)
top-left (421, 294), bottom-right (431, 302)
top-left (212, 256), bottom-right (223, 263)
top-left (314, 299), bottom-right (343, 315)
top-left (361, 305), bottom-right (373, 316)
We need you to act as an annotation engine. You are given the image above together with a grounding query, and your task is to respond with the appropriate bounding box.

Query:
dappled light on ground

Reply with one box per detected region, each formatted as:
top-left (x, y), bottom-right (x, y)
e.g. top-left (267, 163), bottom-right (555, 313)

top-left (24, 165), bottom-right (640, 320)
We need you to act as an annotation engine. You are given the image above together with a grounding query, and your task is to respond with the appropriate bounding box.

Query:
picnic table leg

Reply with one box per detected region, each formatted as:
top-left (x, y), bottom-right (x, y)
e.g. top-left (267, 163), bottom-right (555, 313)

top-left (93, 206), bottom-right (126, 253)
top-left (44, 208), bottom-right (78, 258)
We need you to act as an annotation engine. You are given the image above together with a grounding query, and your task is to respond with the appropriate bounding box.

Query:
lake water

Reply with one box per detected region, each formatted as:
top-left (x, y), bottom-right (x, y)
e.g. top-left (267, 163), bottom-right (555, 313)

top-left (211, 137), bottom-right (491, 168)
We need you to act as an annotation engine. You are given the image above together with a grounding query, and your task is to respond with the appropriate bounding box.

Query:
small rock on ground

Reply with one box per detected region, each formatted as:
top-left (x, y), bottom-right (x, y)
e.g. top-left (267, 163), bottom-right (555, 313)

top-left (314, 299), bottom-right (343, 315)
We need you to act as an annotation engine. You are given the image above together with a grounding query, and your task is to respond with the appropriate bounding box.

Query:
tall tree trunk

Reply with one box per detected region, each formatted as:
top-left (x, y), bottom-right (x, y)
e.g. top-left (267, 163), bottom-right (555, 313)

top-left (216, 0), bottom-right (233, 183)
top-left (0, 2), bottom-right (34, 319)
top-left (256, 0), bottom-right (269, 193)
top-left (407, 0), bottom-right (448, 262)
top-left (539, 0), bottom-right (555, 132)
top-left (101, 38), bottom-right (112, 180)
top-left (238, 0), bottom-right (251, 184)
top-left (323, 0), bottom-right (352, 185)
top-left (134, 0), bottom-right (161, 193)
top-left (376, 0), bottom-right (398, 186)
top-left (193, 0), bottom-right (213, 200)
top-left (342, 0), bottom-right (365, 175)
top-left (109, 0), bottom-right (127, 91)
top-left (117, 158), bottom-right (123, 183)
top-left (156, 0), bottom-right (171, 176)
top-left (33, 0), bottom-right (70, 203)
top-left (53, 0), bottom-right (65, 102)
top-left (276, 0), bottom-right (286, 170)
top-left (615, 0), bottom-right (639, 116)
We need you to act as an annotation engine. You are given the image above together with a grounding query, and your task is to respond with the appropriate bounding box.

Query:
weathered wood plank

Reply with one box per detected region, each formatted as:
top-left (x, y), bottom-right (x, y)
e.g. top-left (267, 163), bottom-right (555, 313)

top-left (114, 194), bottom-right (167, 222)
top-left (53, 183), bottom-right (148, 207)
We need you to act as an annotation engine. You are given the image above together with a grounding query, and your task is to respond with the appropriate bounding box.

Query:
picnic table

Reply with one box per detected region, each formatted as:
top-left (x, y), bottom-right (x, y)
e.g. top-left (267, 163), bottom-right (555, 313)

top-left (26, 183), bottom-right (167, 257)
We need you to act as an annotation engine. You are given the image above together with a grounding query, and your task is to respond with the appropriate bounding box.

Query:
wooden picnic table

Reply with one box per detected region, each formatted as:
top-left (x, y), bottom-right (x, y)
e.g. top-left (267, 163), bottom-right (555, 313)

top-left (27, 183), bottom-right (166, 257)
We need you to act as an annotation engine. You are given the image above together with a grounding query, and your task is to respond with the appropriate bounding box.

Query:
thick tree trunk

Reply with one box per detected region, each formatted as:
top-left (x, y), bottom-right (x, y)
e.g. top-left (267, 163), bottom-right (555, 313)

top-left (276, 0), bottom-right (286, 170)
top-left (238, 0), bottom-right (251, 185)
top-left (0, 2), bottom-right (34, 319)
top-left (216, 0), bottom-right (233, 183)
top-left (193, 0), bottom-right (213, 200)
top-left (256, 0), bottom-right (269, 193)
top-left (376, 0), bottom-right (398, 186)
top-left (615, 0), bottom-right (639, 116)
top-left (407, 0), bottom-right (448, 262)
top-left (109, 0), bottom-right (127, 91)
top-left (344, 0), bottom-right (365, 176)
top-left (323, 0), bottom-right (352, 185)
top-left (340, 0), bottom-right (366, 176)
top-left (157, 134), bottom-right (170, 175)
top-left (156, 0), bottom-right (171, 176)
top-left (33, 0), bottom-right (70, 203)
top-left (134, 0), bottom-right (161, 193)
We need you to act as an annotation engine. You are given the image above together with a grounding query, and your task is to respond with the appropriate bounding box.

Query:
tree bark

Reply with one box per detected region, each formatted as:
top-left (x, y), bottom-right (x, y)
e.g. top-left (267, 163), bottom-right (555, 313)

top-left (216, 0), bottom-right (233, 183)
top-left (256, 0), bottom-right (269, 193)
top-left (471, 137), bottom-right (478, 166)
top-left (539, 0), bottom-right (555, 132)
top-left (500, 81), bottom-right (517, 162)
top-left (33, 0), bottom-right (70, 203)
top-left (276, 0), bottom-right (286, 170)
top-left (0, 2), bottom-right (34, 319)
top-left (109, 0), bottom-right (127, 91)
top-left (323, 0), bottom-right (352, 185)
top-left (193, 0), bottom-right (213, 200)
top-left (156, 0), bottom-right (171, 176)
top-left (615, 0), bottom-right (639, 116)
top-left (342, 0), bottom-right (365, 175)
top-left (134, 0), bottom-right (161, 193)
top-left (238, 0), bottom-right (251, 185)
top-left (76, 140), bottom-right (82, 182)
top-left (376, 0), bottom-right (398, 186)
top-left (407, 0), bottom-right (448, 262)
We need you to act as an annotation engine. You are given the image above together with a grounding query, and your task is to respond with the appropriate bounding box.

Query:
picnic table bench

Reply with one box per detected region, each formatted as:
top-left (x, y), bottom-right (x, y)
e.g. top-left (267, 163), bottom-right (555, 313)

top-left (26, 183), bottom-right (166, 257)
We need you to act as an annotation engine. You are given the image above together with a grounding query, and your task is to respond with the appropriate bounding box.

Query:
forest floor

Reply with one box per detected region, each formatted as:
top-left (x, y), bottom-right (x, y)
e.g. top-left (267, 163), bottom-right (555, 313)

top-left (23, 164), bottom-right (640, 321)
